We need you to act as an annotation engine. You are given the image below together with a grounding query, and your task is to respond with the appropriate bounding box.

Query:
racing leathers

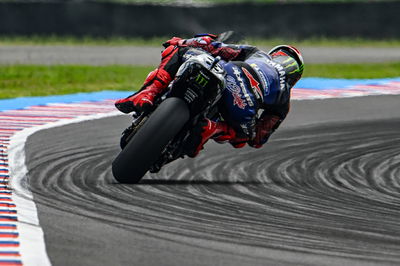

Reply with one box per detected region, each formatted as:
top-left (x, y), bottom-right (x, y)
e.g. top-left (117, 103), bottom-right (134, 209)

top-left (115, 34), bottom-right (292, 156)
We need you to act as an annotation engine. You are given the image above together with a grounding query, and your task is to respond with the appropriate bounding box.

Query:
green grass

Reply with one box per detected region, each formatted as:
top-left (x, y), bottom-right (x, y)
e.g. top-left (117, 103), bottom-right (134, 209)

top-left (0, 35), bottom-right (167, 46)
top-left (248, 37), bottom-right (400, 48)
top-left (0, 63), bottom-right (399, 99)
top-left (305, 62), bottom-right (400, 79)
top-left (1, 35), bottom-right (400, 47)
top-left (0, 65), bottom-right (153, 99)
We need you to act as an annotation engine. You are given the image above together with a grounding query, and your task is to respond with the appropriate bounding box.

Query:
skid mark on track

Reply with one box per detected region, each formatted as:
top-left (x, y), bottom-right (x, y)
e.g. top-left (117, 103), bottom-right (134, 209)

top-left (25, 115), bottom-right (400, 265)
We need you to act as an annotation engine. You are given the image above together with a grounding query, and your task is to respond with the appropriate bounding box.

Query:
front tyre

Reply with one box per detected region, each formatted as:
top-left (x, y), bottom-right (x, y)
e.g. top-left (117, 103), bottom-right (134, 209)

top-left (112, 97), bottom-right (189, 183)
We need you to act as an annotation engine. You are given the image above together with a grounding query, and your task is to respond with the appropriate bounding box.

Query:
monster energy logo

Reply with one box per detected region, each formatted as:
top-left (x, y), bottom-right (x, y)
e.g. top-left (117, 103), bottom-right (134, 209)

top-left (195, 73), bottom-right (209, 87)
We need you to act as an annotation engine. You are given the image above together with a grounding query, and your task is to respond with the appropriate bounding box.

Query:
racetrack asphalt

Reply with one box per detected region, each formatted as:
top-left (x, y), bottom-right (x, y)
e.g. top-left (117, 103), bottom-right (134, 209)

top-left (25, 95), bottom-right (400, 266)
top-left (1, 46), bottom-right (400, 65)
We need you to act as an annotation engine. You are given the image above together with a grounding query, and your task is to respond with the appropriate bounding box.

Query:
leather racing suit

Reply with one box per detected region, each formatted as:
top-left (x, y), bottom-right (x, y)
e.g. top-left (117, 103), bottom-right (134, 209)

top-left (115, 34), bottom-right (291, 156)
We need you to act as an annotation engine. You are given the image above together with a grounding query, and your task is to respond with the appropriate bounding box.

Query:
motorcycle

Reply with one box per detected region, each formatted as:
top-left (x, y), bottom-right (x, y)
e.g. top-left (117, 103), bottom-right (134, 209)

top-left (112, 53), bottom-right (226, 183)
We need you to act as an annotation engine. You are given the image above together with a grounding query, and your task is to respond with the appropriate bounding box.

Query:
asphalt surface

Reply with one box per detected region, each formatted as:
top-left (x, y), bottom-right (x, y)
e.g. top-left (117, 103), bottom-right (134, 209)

top-left (25, 95), bottom-right (400, 266)
top-left (1, 46), bottom-right (400, 65)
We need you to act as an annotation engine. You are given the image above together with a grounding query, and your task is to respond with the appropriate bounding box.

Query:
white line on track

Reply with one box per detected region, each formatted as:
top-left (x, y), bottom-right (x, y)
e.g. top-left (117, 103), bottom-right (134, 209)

top-left (7, 106), bottom-right (120, 266)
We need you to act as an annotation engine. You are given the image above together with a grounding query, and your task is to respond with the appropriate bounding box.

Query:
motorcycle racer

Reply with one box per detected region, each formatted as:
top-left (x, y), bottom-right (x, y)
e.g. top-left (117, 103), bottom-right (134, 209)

top-left (115, 34), bottom-right (304, 157)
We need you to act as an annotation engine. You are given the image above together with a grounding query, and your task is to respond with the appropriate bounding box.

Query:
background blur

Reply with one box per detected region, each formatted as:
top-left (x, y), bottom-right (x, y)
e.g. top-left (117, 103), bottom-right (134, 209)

top-left (1, 2), bottom-right (400, 266)
top-left (0, 0), bottom-right (399, 99)
top-left (0, 0), bottom-right (399, 40)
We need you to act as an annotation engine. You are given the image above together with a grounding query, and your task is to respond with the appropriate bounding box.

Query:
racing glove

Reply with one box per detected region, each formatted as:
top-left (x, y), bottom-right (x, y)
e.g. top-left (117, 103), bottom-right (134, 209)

top-left (163, 37), bottom-right (186, 47)
top-left (164, 35), bottom-right (242, 61)
top-left (248, 114), bottom-right (281, 148)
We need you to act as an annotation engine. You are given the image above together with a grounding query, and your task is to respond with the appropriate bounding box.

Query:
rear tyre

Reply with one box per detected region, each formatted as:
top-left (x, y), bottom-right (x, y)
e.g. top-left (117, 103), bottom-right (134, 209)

top-left (112, 97), bottom-right (189, 183)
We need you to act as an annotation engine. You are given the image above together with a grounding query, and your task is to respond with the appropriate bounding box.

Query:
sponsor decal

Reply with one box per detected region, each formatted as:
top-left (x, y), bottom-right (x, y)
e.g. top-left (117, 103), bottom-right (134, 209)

top-left (226, 75), bottom-right (246, 109)
top-left (250, 63), bottom-right (269, 95)
top-left (265, 59), bottom-right (286, 91)
top-left (184, 88), bottom-right (198, 103)
top-left (232, 66), bottom-right (254, 107)
top-left (195, 73), bottom-right (209, 87)
top-left (241, 67), bottom-right (264, 101)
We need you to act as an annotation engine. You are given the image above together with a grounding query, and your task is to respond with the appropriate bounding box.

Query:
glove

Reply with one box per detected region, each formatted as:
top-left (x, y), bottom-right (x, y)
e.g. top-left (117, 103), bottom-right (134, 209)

top-left (184, 36), bottom-right (214, 47)
top-left (163, 37), bottom-right (186, 48)
top-left (249, 115), bottom-right (281, 148)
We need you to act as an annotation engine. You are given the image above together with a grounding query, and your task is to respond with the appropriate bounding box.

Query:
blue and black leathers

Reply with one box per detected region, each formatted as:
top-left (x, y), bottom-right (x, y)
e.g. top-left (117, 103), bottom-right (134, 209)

top-left (179, 45), bottom-right (289, 143)
top-left (115, 36), bottom-right (292, 150)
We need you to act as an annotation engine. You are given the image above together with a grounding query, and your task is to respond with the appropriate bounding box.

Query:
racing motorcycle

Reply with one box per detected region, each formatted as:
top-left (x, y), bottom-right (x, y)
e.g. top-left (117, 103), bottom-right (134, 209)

top-left (112, 54), bottom-right (226, 183)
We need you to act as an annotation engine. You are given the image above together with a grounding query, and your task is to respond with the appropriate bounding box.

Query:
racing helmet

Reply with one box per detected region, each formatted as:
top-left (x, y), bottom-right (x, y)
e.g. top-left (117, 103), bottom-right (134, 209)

top-left (268, 45), bottom-right (304, 89)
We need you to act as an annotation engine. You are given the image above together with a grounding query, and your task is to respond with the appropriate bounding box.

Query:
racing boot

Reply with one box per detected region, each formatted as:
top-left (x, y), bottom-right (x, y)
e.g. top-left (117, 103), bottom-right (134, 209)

top-left (214, 127), bottom-right (248, 148)
top-left (115, 68), bottom-right (172, 114)
top-left (185, 119), bottom-right (237, 158)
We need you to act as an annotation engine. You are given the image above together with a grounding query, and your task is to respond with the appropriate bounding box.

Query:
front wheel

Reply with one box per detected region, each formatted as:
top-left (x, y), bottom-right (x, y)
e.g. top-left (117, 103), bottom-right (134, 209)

top-left (112, 97), bottom-right (190, 183)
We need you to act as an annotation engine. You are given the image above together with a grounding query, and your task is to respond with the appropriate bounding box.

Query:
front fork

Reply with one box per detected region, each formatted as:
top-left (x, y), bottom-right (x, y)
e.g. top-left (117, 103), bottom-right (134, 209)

top-left (119, 94), bottom-right (168, 149)
top-left (120, 112), bottom-right (149, 149)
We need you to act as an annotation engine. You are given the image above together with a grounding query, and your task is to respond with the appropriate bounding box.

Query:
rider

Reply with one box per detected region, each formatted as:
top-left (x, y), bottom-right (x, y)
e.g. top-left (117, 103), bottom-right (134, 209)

top-left (115, 34), bottom-right (304, 157)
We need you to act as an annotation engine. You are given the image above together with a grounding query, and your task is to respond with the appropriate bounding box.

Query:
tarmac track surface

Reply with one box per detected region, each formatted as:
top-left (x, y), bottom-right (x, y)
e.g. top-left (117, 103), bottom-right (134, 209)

top-left (2, 46), bottom-right (400, 65)
top-left (25, 95), bottom-right (400, 266)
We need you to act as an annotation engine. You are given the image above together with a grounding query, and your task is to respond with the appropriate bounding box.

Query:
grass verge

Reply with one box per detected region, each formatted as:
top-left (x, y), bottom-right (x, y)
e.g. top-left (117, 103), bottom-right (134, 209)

top-left (0, 65), bottom-right (153, 99)
top-left (305, 62), bottom-right (400, 79)
top-left (0, 63), bottom-right (399, 99)
top-left (0, 36), bottom-right (167, 47)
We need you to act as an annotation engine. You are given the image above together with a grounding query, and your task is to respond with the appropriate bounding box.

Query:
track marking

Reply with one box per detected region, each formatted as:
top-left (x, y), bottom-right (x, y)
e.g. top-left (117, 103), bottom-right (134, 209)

top-left (3, 101), bottom-right (119, 266)
top-left (294, 81), bottom-right (400, 100)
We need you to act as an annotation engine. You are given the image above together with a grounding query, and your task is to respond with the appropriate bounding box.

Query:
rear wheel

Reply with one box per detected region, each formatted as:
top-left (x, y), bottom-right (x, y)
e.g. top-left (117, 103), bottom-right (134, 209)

top-left (112, 97), bottom-right (189, 183)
